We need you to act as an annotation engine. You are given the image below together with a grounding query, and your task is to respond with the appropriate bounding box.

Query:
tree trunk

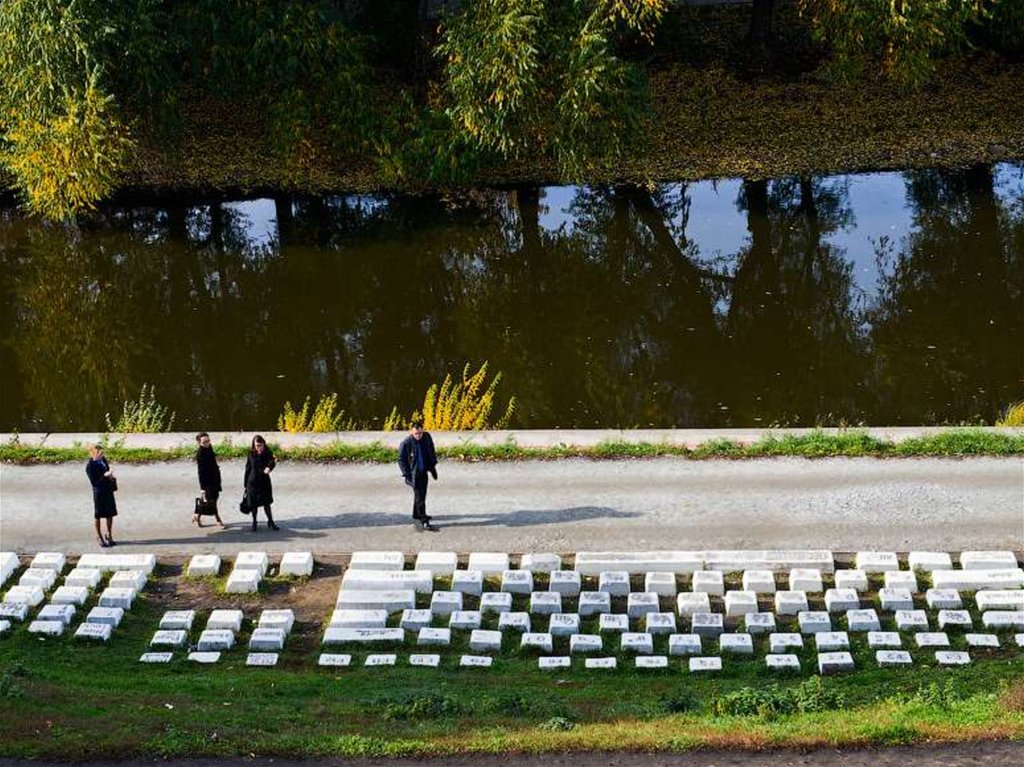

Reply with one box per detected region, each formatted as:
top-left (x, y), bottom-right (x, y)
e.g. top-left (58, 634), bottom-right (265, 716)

top-left (748, 0), bottom-right (777, 55)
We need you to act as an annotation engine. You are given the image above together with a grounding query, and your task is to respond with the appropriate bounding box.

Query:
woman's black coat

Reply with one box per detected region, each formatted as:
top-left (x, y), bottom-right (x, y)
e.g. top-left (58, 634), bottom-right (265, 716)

top-left (244, 448), bottom-right (276, 507)
top-left (196, 446), bottom-right (222, 498)
top-left (86, 457), bottom-right (118, 517)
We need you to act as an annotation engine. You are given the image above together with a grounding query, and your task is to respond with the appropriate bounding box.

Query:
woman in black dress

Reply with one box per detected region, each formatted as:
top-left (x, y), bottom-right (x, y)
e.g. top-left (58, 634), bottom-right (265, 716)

top-left (85, 444), bottom-right (117, 547)
top-left (194, 432), bottom-right (226, 528)
top-left (244, 434), bottom-right (279, 531)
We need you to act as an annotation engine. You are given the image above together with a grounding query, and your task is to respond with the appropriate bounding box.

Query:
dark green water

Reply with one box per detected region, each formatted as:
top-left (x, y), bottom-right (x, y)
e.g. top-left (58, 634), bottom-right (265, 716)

top-left (0, 163), bottom-right (1021, 431)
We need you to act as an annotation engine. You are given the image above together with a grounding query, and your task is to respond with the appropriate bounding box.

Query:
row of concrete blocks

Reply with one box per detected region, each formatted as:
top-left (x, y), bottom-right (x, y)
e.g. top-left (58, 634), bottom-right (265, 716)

top-left (187, 551), bottom-right (313, 579)
top-left (150, 608), bottom-right (297, 652)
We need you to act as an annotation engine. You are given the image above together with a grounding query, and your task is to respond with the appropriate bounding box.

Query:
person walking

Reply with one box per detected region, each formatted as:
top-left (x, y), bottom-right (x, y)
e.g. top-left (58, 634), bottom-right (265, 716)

top-left (243, 434), bottom-right (279, 531)
top-left (194, 432), bottom-right (226, 529)
top-left (85, 444), bottom-right (118, 547)
top-left (397, 420), bottom-right (438, 532)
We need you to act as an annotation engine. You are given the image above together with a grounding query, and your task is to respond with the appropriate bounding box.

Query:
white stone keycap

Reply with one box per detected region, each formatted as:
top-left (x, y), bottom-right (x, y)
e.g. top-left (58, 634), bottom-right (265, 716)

top-left (982, 611), bottom-right (1024, 630)
top-left (0, 620), bottom-right (9, 635)
top-left (976, 590), bottom-right (1024, 611)
top-left (258, 609), bottom-right (295, 634)
top-left (519, 552), bottom-right (562, 572)
top-left (468, 629), bottom-right (502, 652)
top-left (409, 654), bottom-right (440, 667)
top-left (37, 604), bottom-right (75, 625)
top-left (414, 551), bottom-right (458, 575)
top-left (855, 552), bottom-right (899, 573)
top-left (549, 613), bottom-right (581, 636)
top-left (151, 630), bottom-right (188, 648)
top-left (926, 589), bottom-right (963, 610)
top-left (932, 569), bottom-right (1024, 591)
top-left (598, 571), bottom-right (630, 596)
top-left (703, 550), bottom-right (834, 573)
top-left (30, 552), bottom-right (66, 572)
top-left (959, 551), bottom-right (1018, 571)
top-left (50, 586), bottom-right (89, 606)
top-left (908, 552), bottom-right (952, 572)
top-left (879, 588), bottom-right (915, 611)
top-left (798, 611), bottom-right (831, 635)
top-left (64, 568), bottom-right (102, 589)
top-left (691, 570), bottom-right (724, 596)
top-left (876, 650), bottom-right (913, 666)
top-left (895, 610), bottom-right (929, 632)
top-left (834, 569), bottom-right (869, 592)
top-left (417, 627), bottom-right (451, 646)
top-left (884, 571), bottom-right (919, 592)
top-left (0, 552), bottom-right (19, 586)
top-left (744, 612), bottom-right (776, 634)
top-left (935, 651), bottom-right (971, 666)
top-left (207, 609), bottom-right (244, 632)
top-left (937, 610), bottom-right (973, 629)
top-left (846, 609), bottom-right (881, 632)
top-left (341, 569), bottom-right (432, 594)
top-left (789, 569), bottom-right (823, 593)
top-left (620, 632), bottom-right (654, 654)
top-left (867, 631), bottom-right (902, 648)
top-left (279, 551), bottom-right (314, 576)
top-left (480, 592), bottom-right (513, 614)
top-left (769, 633), bottom-right (803, 653)
top-left (774, 590), bottom-right (808, 616)
top-left (645, 612), bottom-right (677, 634)
top-left (539, 656), bottom-right (571, 670)
top-left (322, 627), bottom-right (405, 645)
top-left (636, 655), bottom-right (668, 669)
top-left (225, 569), bottom-right (261, 594)
top-left (98, 587), bottom-right (135, 610)
top-left (576, 551), bottom-right (702, 575)
top-left (548, 570), bottom-right (582, 596)
top-left (599, 613), bottom-right (629, 633)
top-left (430, 590), bottom-right (463, 616)
top-left (85, 606), bottom-right (124, 627)
top-left (197, 629), bottom-right (235, 651)
top-left (742, 570), bottom-right (776, 593)
top-left (459, 654), bottom-right (493, 668)
top-left (579, 591), bottom-right (612, 616)
top-left (529, 591), bottom-right (562, 615)
top-left (766, 654), bottom-right (800, 671)
top-left (1016, 634), bottom-right (1024, 647)
top-left (77, 553), bottom-right (156, 574)
top-left (28, 620), bottom-right (65, 636)
top-left (249, 628), bottom-right (286, 651)
top-left (724, 590), bottom-right (758, 617)
top-left (188, 652), bottom-right (221, 663)
top-left (643, 572), bottom-right (677, 597)
top-left (75, 622), bottom-right (112, 641)
top-left (965, 633), bottom-right (999, 648)
top-left (451, 570), bottom-right (483, 596)
top-left (18, 569), bottom-right (56, 590)
top-left (501, 570), bottom-right (534, 594)
top-left (400, 609), bottom-right (433, 632)
top-left (350, 551), bottom-right (404, 571)
top-left (233, 551), bottom-right (269, 575)
top-left (0, 603), bottom-right (29, 621)
top-left (466, 552), bottom-right (509, 575)
top-left (140, 652), bottom-right (174, 663)
top-left (676, 592), bottom-right (712, 616)
top-left (331, 609), bottom-right (388, 629)
top-left (187, 554), bottom-right (221, 577)
top-left (824, 588), bottom-right (860, 613)
top-left (669, 633), bottom-right (702, 655)
top-left (691, 612), bottom-right (724, 638)
top-left (364, 654), bottom-right (397, 666)
top-left (335, 590), bottom-right (416, 613)
top-left (109, 570), bottom-right (147, 591)
top-left (246, 653), bottom-right (278, 666)
top-left (627, 592), bottom-right (659, 618)
top-left (318, 653), bottom-right (352, 667)
top-left (720, 633), bottom-right (754, 655)
top-left (521, 632), bottom-right (553, 652)
top-left (499, 612), bottom-right (531, 632)
top-left (689, 656), bottom-right (722, 672)
top-left (818, 651), bottom-right (855, 674)
top-left (914, 632), bottom-right (949, 648)
top-left (586, 657), bottom-right (617, 669)
top-left (448, 610), bottom-right (482, 630)
top-left (815, 631), bottom-right (850, 651)
top-left (569, 634), bottom-right (602, 654)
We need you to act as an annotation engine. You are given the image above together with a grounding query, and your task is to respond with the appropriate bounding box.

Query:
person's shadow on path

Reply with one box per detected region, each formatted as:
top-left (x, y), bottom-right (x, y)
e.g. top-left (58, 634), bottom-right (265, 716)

top-left (283, 506), bottom-right (639, 531)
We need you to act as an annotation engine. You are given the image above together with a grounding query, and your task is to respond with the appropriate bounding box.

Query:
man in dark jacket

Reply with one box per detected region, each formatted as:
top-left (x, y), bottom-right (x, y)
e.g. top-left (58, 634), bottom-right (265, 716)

top-left (397, 420), bottom-right (438, 532)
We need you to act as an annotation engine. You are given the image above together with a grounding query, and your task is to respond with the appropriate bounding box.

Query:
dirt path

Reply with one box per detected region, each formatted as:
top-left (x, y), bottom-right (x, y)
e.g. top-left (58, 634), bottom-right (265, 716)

top-left (0, 457), bottom-right (1021, 554)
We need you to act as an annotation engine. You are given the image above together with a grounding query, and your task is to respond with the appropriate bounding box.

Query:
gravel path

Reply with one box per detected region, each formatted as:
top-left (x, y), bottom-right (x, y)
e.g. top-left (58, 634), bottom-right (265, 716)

top-left (1, 457), bottom-right (1021, 554)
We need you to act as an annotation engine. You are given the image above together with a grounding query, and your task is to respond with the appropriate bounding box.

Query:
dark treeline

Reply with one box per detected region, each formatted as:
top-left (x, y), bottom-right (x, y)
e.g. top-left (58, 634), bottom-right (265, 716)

top-left (0, 164), bottom-right (1020, 430)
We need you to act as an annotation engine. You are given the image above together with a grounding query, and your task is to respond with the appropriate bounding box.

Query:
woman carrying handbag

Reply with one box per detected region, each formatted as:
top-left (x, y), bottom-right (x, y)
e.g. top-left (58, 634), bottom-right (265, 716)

top-left (194, 432), bottom-right (226, 529)
top-left (243, 434), bottom-right (279, 531)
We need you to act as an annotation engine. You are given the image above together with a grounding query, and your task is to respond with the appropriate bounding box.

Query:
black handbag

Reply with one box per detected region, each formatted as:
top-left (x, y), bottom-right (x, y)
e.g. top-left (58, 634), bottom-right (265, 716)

top-left (239, 494), bottom-right (251, 515)
top-left (109, 476), bottom-right (118, 492)
top-left (195, 496), bottom-right (216, 516)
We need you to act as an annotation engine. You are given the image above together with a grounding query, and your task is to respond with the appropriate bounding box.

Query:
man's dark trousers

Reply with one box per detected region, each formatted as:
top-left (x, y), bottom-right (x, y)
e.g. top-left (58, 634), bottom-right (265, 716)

top-left (412, 470), bottom-right (429, 521)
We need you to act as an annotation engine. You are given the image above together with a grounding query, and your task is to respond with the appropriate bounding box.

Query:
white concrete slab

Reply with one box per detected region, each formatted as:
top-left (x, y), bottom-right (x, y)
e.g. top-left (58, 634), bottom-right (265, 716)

top-left (187, 554), bottom-right (221, 577)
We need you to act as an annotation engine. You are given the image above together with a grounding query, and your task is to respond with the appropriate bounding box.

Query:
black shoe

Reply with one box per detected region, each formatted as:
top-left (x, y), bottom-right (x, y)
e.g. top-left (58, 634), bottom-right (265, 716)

top-left (106, 536), bottom-right (116, 547)
top-left (251, 520), bottom-right (258, 532)
top-left (268, 521), bottom-right (280, 531)
top-left (413, 519), bottom-right (424, 532)
top-left (423, 523), bottom-right (439, 532)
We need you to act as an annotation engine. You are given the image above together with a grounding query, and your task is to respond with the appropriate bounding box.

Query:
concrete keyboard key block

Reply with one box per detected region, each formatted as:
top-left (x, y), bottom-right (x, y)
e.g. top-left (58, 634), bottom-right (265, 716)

top-left (417, 627), bottom-right (451, 646)
top-left (31, 552), bottom-right (66, 572)
top-left (207, 609), bottom-right (244, 632)
top-left (279, 552), bottom-right (314, 577)
top-left (742, 570), bottom-right (776, 593)
top-left (549, 570), bottom-right (582, 596)
top-left (937, 610), bottom-right (973, 629)
top-left (342, 569), bottom-right (433, 594)
top-left (459, 655), bottom-right (493, 667)
top-left (774, 591), bottom-right (809, 615)
top-left (894, 610), bottom-right (930, 632)
top-left (498, 612), bottom-right (531, 632)
top-left (233, 551), bottom-right (269, 575)
top-left (599, 613), bottom-right (629, 633)
top-left (645, 572), bottom-right (677, 596)
top-left (4, 586), bottom-right (45, 607)
top-left (225, 569), bottom-right (261, 594)
top-left (965, 633), bottom-right (999, 648)
top-left (798, 611), bottom-right (831, 634)
top-left (846, 609), bottom-right (881, 632)
top-left (879, 588), bottom-right (915, 611)
top-left (932, 569), bottom-right (1024, 591)
top-left (692, 570), bottom-right (724, 595)
top-left (430, 591), bottom-right (463, 616)
top-left (744, 612), bottom-right (776, 634)
top-left (620, 632), bottom-right (654, 654)
top-left (834, 570), bottom-right (868, 592)
top-left (976, 590), bottom-right (1024, 611)
top-left (597, 571), bottom-right (630, 596)
top-left (724, 591), bottom-right (758, 617)
top-left (86, 606), bottom-right (124, 627)
top-left (335, 590), bottom-right (416, 613)
top-left (855, 552), bottom-right (899, 573)
top-left (586, 657), bottom-right (617, 669)
top-left (720, 633), bottom-right (754, 655)
top-left (884, 571), bottom-right (919, 592)
top-left (37, 604), bottom-right (75, 625)
top-left (448, 611), bottom-right (482, 630)
top-left (323, 627), bottom-right (405, 645)
top-left (926, 589), bottom-right (963, 610)
top-left (0, 620), bottom-right (10, 635)
top-left (914, 632), bottom-right (949, 648)
top-left (539, 656), bottom-right (570, 669)
top-left (501, 570), bottom-right (534, 594)
top-left (364, 654), bottom-right (396, 666)
top-left (65, 568), bottom-right (102, 589)
top-left (981, 611), bottom-right (1024, 630)
top-left (569, 634), bottom-right (602, 654)
top-left (766, 654), bottom-right (800, 671)
top-left (189, 651), bottom-right (221, 664)
top-left (867, 631), bottom-right (902, 648)
top-left (645, 613), bottom-right (677, 634)
top-left (519, 553), bottom-right (562, 572)
top-left (332, 609), bottom-right (388, 629)
top-left (414, 551), bottom-right (458, 575)
top-left (521, 632), bottom-right (553, 652)
top-left (691, 612), bottom-right (724, 638)
top-left (151, 630), bottom-right (188, 647)
top-left (19, 569), bottom-right (58, 590)
top-left (935, 651), bottom-right (970, 665)
top-left (98, 587), bottom-right (135, 610)
top-left (466, 552), bottom-right (509, 575)
top-left (959, 551), bottom-right (1018, 571)
top-left (75, 622), bottom-right (112, 641)
top-left (249, 628), bottom-right (286, 651)
top-left (0, 552), bottom-right (19, 586)
top-left (689, 656), bottom-right (722, 672)
top-left (576, 551), bottom-right (702, 576)
top-left (677, 592), bottom-right (712, 616)
top-left (187, 555), bottom-right (221, 577)
top-left (480, 592), bottom-right (513, 614)
top-left (529, 592), bottom-right (562, 615)
top-left (627, 592), bottom-right (659, 618)
top-left (769, 633), bottom-right (803, 653)
top-left (876, 650), bottom-right (913, 666)
top-left (669, 633), bottom-right (702, 655)
top-left (258, 609), bottom-right (295, 634)
top-left (50, 586), bottom-right (89, 606)
top-left (824, 588), bottom-right (860, 613)
top-left (318, 653), bottom-right (352, 667)
top-left (468, 629), bottom-right (502, 652)
top-left (350, 551), bottom-right (404, 571)
top-left (110, 570), bottom-right (148, 591)
top-left (409, 654), bottom-right (440, 667)
top-left (77, 553), bottom-right (156, 574)
top-left (549, 613), bottom-right (581, 637)
top-left (140, 652), bottom-right (173, 663)
top-left (451, 570), bottom-right (483, 596)
top-left (635, 656), bottom-right (668, 669)
top-left (703, 550), bottom-right (834, 574)
top-left (197, 629), bottom-right (235, 651)
top-left (246, 653), bottom-right (278, 666)
top-left (29, 620), bottom-right (65, 636)
top-left (0, 603), bottom-right (29, 621)
top-left (1016, 634), bottom-right (1024, 647)
top-left (579, 591), bottom-right (611, 616)
top-left (399, 609), bottom-right (433, 632)
top-left (789, 569), bottom-right (823, 593)
top-left (817, 651), bottom-right (855, 674)
top-left (908, 552), bottom-right (952, 572)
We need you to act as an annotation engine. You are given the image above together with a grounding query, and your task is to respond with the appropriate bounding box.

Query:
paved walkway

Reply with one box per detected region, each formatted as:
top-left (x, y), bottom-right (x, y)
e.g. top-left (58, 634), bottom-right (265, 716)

top-left (1, 457), bottom-right (1021, 554)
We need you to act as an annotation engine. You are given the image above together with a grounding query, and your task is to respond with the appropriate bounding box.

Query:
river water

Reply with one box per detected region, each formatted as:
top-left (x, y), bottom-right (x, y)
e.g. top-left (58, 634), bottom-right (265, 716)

top-left (0, 163), bottom-right (1020, 431)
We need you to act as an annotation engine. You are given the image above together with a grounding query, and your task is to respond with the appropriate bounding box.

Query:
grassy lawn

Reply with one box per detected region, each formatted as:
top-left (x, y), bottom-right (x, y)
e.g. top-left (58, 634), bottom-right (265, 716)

top-left (1, 562), bottom-right (1022, 759)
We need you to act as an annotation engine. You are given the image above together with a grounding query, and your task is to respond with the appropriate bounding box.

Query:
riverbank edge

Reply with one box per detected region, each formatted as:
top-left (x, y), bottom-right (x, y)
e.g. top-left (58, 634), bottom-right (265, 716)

top-left (2, 427), bottom-right (1021, 464)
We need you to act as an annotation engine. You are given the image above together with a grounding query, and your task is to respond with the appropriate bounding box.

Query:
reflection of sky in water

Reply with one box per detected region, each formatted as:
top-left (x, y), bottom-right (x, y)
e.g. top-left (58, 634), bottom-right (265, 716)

top-left (223, 198), bottom-right (277, 248)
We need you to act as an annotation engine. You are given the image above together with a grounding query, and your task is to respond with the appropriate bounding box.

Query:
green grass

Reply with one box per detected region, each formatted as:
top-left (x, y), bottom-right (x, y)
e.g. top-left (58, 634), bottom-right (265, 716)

top-left (2, 429), bottom-right (1022, 465)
